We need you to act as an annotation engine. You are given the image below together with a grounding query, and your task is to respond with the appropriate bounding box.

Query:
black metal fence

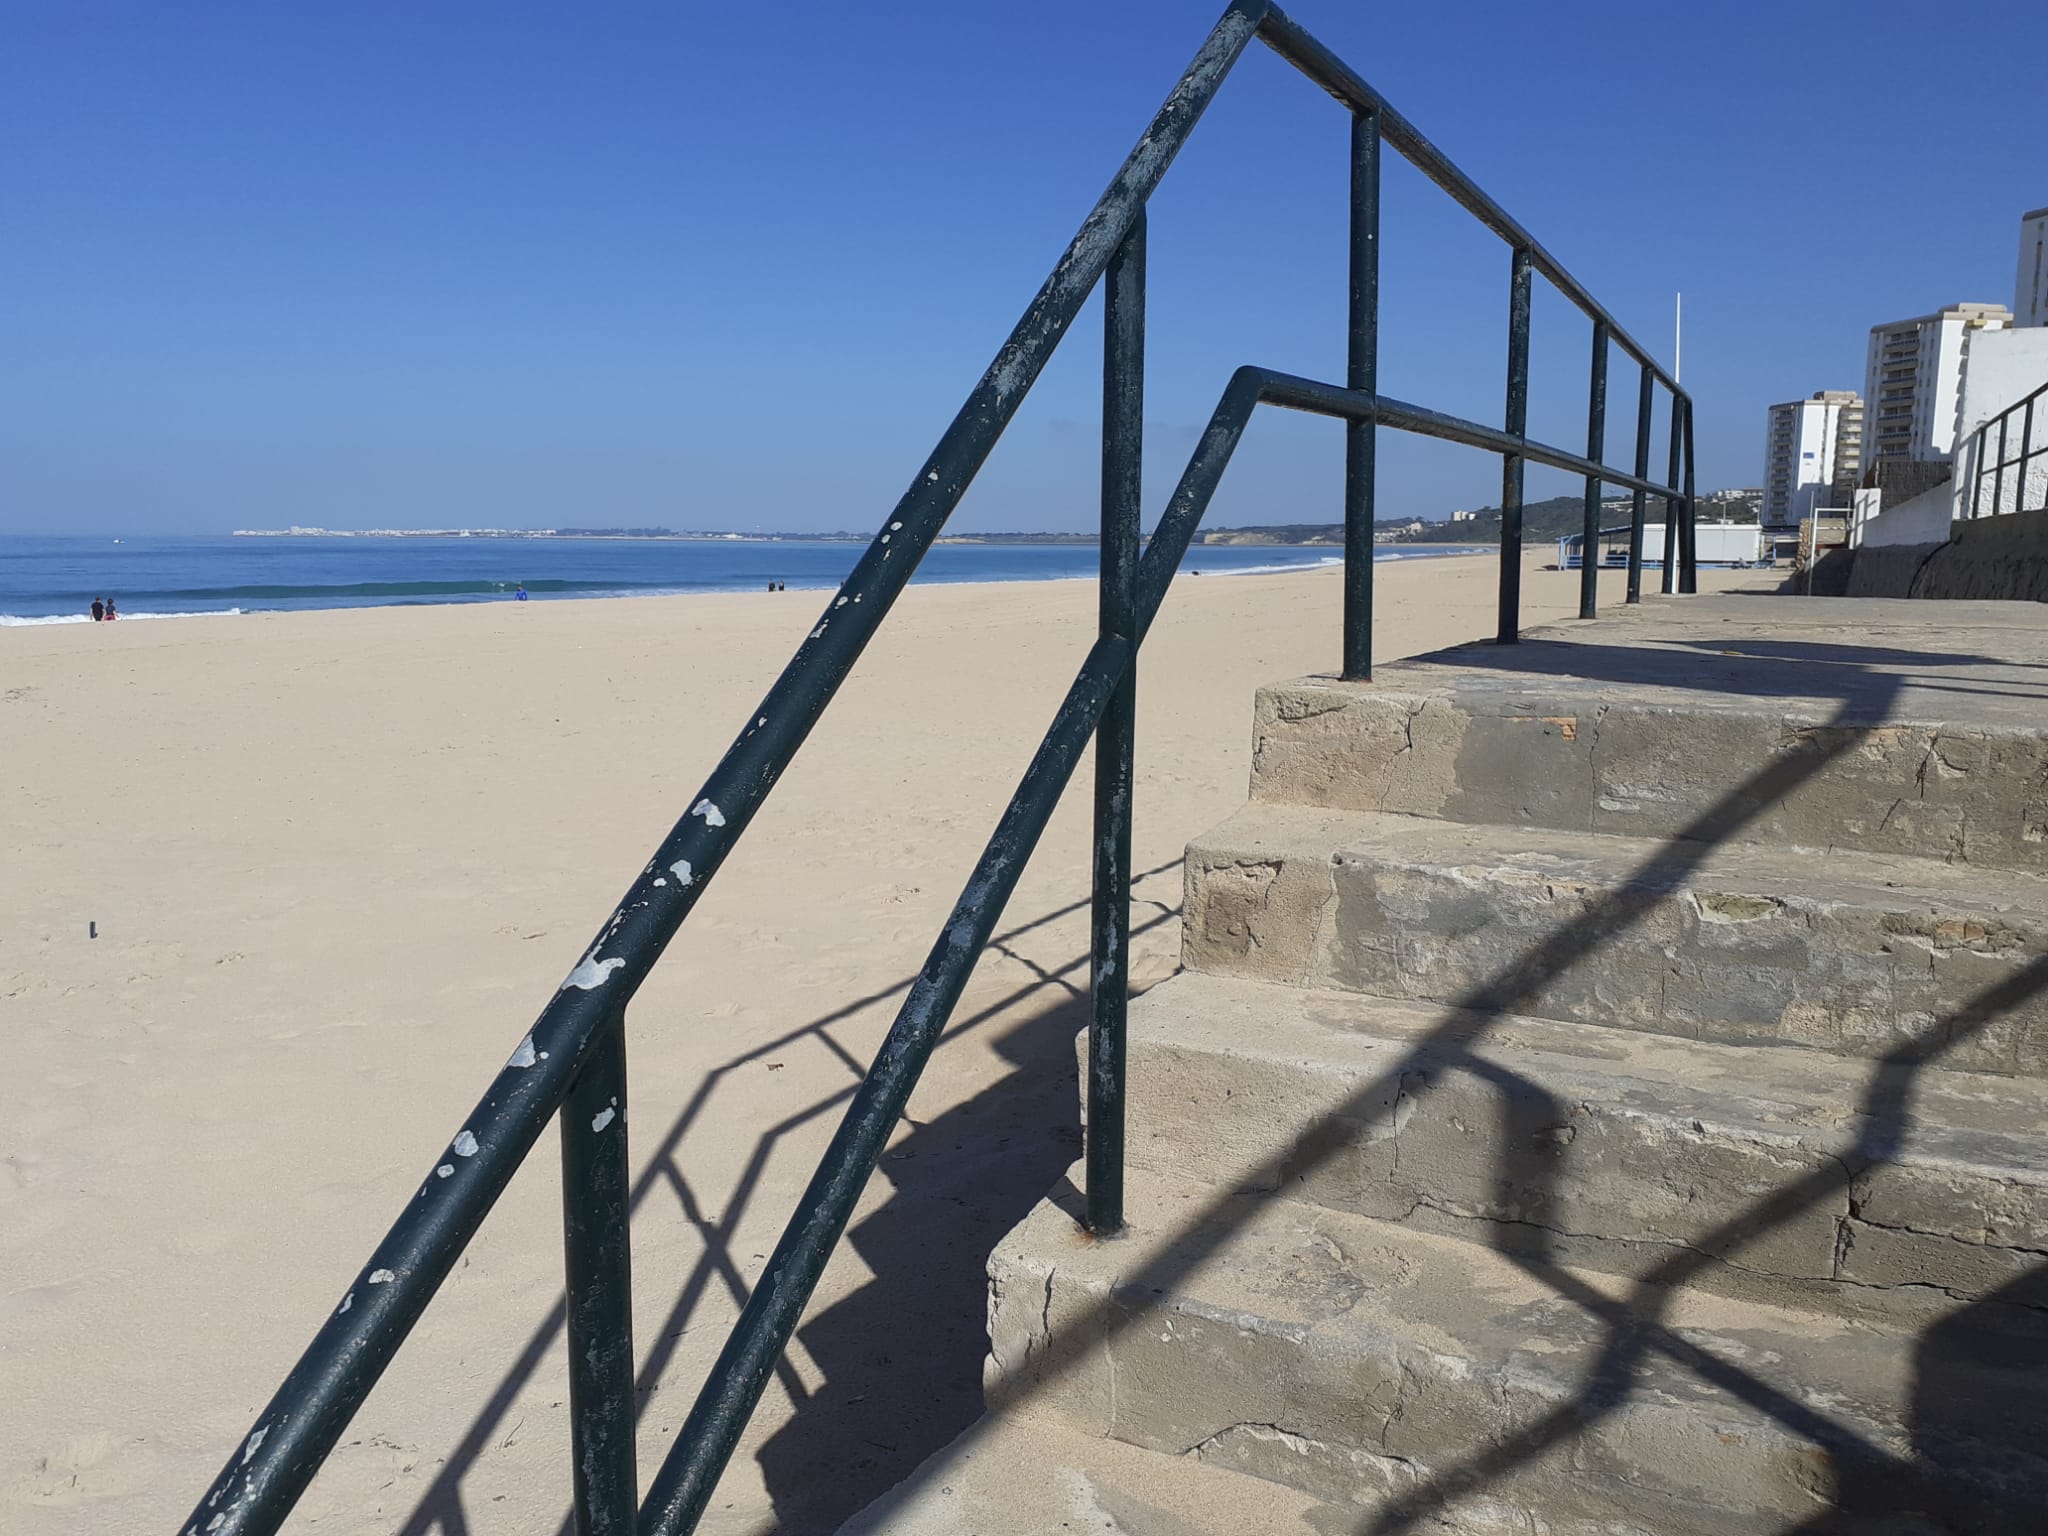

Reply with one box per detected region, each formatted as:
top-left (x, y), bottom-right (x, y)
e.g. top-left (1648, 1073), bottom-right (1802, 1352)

top-left (180, 6), bottom-right (1695, 1533)
top-left (1967, 377), bottom-right (2047, 521)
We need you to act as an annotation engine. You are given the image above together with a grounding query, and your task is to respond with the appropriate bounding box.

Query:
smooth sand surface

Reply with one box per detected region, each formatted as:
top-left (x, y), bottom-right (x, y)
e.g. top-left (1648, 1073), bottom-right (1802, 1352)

top-left (1, 554), bottom-right (1748, 1534)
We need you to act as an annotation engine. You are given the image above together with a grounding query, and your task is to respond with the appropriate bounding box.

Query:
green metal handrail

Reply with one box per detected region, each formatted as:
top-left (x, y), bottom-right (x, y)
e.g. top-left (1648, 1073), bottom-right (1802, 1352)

top-left (1967, 376), bottom-right (2045, 520)
top-left (180, 7), bottom-right (1695, 1534)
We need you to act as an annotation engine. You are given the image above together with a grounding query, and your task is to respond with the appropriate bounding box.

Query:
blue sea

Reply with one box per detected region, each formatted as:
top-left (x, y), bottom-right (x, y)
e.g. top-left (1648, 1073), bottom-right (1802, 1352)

top-left (0, 535), bottom-right (1490, 625)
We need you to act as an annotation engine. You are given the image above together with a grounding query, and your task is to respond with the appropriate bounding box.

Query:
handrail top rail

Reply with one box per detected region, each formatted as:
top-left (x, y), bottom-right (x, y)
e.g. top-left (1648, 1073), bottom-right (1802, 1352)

top-left (1256, 4), bottom-right (1686, 399)
top-left (1974, 375), bottom-right (2048, 440)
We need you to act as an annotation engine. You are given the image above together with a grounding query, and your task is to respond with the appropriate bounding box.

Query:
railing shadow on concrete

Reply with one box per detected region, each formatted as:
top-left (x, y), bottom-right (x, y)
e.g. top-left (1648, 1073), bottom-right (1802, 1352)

top-left (1654, 637), bottom-right (2048, 707)
top-left (392, 866), bottom-right (1185, 1536)
top-left (989, 650), bottom-right (2048, 1533)
top-left (1362, 957), bottom-right (2048, 1536)
top-left (1413, 632), bottom-right (2048, 710)
top-left (1667, 639), bottom-right (2048, 675)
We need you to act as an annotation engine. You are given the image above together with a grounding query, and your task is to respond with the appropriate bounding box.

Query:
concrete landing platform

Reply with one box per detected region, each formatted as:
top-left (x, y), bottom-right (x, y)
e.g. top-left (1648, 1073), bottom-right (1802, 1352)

top-left (1445, 595), bottom-right (2048, 720)
top-left (1250, 596), bottom-right (2048, 868)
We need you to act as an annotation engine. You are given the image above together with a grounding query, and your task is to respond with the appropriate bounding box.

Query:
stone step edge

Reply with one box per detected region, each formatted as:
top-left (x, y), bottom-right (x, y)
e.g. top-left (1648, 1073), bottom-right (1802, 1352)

top-left (832, 1411), bottom-right (1348, 1536)
top-left (1192, 799), bottom-right (2048, 921)
top-left (1256, 665), bottom-right (2048, 725)
top-left (1181, 800), bottom-right (2048, 1078)
top-left (1115, 971), bottom-right (2048, 1318)
top-left (986, 1164), bottom-right (2048, 1533)
top-left (1242, 674), bottom-right (2048, 871)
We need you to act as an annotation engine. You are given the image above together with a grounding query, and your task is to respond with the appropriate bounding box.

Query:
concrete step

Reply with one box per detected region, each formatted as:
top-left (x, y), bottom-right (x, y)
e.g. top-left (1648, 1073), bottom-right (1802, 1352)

top-left (833, 1411), bottom-right (1351, 1535)
top-left (1115, 971), bottom-right (2048, 1321)
top-left (987, 1164), bottom-right (2048, 1534)
top-left (1246, 601), bottom-right (2048, 871)
top-left (1184, 802), bottom-right (2048, 1076)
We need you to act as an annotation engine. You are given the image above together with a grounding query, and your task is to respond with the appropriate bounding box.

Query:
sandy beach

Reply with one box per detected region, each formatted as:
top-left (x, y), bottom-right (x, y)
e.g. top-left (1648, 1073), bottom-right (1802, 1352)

top-left (2, 553), bottom-right (1745, 1534)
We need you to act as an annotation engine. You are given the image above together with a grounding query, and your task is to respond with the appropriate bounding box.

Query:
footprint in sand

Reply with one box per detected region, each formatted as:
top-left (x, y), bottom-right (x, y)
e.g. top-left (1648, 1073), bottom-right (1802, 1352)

top-left (9, 1433), bottom-right (159, 1506)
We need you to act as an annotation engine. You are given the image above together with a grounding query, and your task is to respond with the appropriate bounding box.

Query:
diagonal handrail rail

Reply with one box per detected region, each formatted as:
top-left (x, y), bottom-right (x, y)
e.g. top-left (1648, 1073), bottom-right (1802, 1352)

top-left (181, 6), bottom-right (1695, 1533)
top-left (1965, 376), bottom-right (2046, 521)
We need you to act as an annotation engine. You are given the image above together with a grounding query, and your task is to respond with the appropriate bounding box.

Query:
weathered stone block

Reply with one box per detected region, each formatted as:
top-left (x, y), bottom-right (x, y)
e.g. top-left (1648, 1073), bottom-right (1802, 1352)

top-left (983, 1164), bottom-right (2048, 1531)
top-left (1185, 804), bottom-right (2048, 1075)
top-left (1119, 973), bottom-right (2048, 1317)
top-left (1245, 628), bottom-right (2048, 872)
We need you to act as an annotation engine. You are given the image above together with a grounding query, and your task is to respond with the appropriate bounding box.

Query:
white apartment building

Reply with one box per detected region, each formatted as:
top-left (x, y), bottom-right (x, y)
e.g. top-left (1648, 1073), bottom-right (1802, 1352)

top-left (1760, 391), bottom-right (1863, 527)
top-left (1829, 395), bottom-right (1864, 502)
top-left (2019, 208), bottom-right (2048, 328)
top-left (1863, 302), bottom-right (2012, 462)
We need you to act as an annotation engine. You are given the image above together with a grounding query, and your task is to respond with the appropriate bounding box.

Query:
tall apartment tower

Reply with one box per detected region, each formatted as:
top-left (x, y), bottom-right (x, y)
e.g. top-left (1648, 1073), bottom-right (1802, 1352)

top-left (1862, 302), bottom-right (2013, 462)
top-left (1829, 393), bottom-right (1864, 502)
top-left (2019, 208), bottom-right (2048, 327)
top-left (1761, 391), bottom-right (1863, 528)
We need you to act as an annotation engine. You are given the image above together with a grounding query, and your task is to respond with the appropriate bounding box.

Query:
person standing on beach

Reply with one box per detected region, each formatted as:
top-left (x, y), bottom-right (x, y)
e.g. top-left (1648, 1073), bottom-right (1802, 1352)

top-left (90, 597), bottom-right (104, 621)
top-left (515, 584), bottom-right (529, 601)
top-left (103, 598), bottom-right (117, 620)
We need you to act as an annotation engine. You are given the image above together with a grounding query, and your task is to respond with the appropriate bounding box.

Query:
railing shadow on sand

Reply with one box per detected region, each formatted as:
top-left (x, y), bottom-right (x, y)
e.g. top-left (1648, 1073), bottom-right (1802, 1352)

top-left (393, 865), bottom-right (1186, 1536)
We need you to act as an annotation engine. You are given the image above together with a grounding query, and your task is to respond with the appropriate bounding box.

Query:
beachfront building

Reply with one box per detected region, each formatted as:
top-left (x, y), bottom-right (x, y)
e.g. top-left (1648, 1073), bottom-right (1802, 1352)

top-left (1831, 399), bottom-right (1865, 503)
top-left (2018, 207), bottom-right (2048, 327)
top-left (1862, 302), bottom-right (2012, 464)
top-left (1760, 391), bottom-right (1862, 528)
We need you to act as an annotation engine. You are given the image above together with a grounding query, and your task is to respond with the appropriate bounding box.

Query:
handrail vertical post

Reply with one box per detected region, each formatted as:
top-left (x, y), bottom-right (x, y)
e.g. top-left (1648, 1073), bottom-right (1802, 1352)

top-left (1342, 107), bottom-right (1381, 680)
top-left (1660, 393), bottom-right (1682, 595)
top-left (1579, 320), bottom-right (1609, 618)
top-left (2023, 396), bottom-right (2037, 513)
top-left (1679, 395), bottom-right (1698, 593)
top-left (562, 1012), bottom-right (637, 1536)
top-left (1497, 245), bottom-right (1532, 643)
top-left (1994, 413), bottom-right (2010, 517)
top-left (1086, 209), bottom-right (1145, 1237)
top-left (1626, 363), bottom-right (1653, 603)
top-left (1972, 426), bottom-right (1985, 519)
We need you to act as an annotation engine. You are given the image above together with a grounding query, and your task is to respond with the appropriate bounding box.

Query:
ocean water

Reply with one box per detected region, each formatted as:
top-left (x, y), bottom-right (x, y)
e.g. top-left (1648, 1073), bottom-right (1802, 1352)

top-left (0, 535), bottom-right (1489, 625)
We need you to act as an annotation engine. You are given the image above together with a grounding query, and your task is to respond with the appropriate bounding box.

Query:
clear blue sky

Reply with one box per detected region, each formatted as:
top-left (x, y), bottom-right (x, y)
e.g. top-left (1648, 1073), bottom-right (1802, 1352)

top-left (4, 1), bottom-right (2042, 536)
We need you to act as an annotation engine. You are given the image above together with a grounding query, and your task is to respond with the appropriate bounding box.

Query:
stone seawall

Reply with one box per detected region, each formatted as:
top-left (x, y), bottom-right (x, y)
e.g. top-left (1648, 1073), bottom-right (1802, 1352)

top-left (1827, 504), bottom-right (2048, 601)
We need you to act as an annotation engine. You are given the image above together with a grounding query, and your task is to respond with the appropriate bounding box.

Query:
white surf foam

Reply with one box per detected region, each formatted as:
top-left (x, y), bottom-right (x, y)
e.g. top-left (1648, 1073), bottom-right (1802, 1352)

top-left (0, 608), bottom-right (247, 627)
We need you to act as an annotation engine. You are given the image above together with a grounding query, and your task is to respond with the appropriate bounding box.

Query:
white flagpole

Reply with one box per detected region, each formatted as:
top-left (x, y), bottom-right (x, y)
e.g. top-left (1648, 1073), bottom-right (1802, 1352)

top-left (1675, 292), bottom-right (1682, 384)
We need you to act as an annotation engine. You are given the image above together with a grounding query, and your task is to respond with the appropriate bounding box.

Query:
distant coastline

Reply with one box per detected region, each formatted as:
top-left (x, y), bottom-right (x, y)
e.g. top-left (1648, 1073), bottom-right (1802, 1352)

top-left (11, 532), bottom-right (1474, 626)
top-left (230, 489), bottom-right (1761, 548)
top-left (228, 525), bottom-right (1433, 547)
top-left (229, 526), bottom-right (1106, 544)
